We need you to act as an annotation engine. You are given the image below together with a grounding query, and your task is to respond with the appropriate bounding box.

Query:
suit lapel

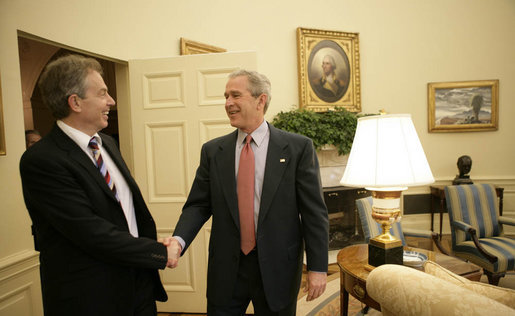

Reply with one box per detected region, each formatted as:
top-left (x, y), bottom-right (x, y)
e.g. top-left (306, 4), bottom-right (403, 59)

top-left (100, 134), bottom-right (138, 192)
top-left (214, 130), bottom-right (240, 229)
top-left (258, 125), bottom-right (289, 227)
top-left (100, 135), bottom-right (149, 228)
top-left (51, 126), bottom-right (119, 204)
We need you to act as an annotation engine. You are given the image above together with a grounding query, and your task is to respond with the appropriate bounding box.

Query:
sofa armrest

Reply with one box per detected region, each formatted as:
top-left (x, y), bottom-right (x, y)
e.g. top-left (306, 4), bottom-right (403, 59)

top-left (366, 264), bottom-right (515, 316)
top-left (424, 260), bottom-right (515, 309)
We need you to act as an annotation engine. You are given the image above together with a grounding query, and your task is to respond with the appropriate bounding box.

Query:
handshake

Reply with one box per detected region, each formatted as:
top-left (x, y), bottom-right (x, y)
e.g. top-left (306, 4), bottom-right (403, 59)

top-left (158, 236), bottom-right (182, 269)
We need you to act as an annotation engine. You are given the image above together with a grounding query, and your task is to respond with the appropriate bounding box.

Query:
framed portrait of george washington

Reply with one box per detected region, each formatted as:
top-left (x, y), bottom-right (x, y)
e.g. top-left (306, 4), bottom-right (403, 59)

top-left (428, 80), bottom-right (499, 133)
top-left (296, 27), bottom-right (361, 112)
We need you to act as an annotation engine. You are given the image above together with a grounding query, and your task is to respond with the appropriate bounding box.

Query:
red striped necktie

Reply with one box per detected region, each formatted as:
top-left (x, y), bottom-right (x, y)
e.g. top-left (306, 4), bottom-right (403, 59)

top-left (237, 135), bottom-right (256, 254)
top-left (88, 137), bottom-right (119, 201)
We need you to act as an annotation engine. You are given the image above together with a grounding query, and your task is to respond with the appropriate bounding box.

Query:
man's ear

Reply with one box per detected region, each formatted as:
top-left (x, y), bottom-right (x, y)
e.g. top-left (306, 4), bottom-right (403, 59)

top-left (257, 93), bottom-right (267, 110)
top-left (67, 94), bottom-right (81, 113)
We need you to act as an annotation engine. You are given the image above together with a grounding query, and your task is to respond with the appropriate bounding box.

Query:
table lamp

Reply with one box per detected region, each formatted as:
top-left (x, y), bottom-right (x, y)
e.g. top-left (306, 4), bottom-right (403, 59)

top-left (340, 114), bottom-right (434, 267)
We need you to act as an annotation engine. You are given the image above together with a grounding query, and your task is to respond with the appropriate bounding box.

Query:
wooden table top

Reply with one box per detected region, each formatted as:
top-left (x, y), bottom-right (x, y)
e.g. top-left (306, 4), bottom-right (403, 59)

top-left (337, 243), bottom-right (481, 281)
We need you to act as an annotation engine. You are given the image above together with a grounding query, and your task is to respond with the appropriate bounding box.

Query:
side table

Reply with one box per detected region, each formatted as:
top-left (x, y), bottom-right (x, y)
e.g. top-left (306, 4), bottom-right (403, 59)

top-left (337, 245), bottom-right (381, 316)
top-left (337, 244), bottom-right (482, 316)
top-left (430, 185), bottom-right (504, 238)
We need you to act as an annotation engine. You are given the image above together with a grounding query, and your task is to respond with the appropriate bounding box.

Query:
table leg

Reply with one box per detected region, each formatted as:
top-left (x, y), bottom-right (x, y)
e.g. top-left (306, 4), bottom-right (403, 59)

top-left (341, 284), bottom-right (349, 316)
top-left (439, 197), bottom-right (444, 240)
top-left (430, 194), bottom-right (435, 232)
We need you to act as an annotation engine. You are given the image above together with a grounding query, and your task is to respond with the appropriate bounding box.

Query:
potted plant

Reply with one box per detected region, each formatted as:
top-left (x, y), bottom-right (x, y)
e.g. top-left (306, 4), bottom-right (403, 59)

top-left (271, 107), bottom-right (359, 156)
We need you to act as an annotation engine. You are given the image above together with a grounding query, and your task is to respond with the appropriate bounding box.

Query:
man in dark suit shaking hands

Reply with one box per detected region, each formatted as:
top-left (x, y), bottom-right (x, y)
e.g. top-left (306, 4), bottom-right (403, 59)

top-left (166, 70), bottom-right (329, 315)
top-left (20, 55), bottom-right (180, 316)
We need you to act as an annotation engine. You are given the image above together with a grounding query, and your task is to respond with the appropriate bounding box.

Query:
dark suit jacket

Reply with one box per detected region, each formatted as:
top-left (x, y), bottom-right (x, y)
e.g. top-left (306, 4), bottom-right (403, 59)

top-left (173, 123), bottom-right (329, 311)
top-left (20, 124), bottom-right (168, 316)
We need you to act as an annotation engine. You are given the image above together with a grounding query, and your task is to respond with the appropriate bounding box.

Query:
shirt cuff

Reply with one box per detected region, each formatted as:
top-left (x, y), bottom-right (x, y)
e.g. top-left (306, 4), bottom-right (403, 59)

top-left (173, 236), bottom-right (186, 251)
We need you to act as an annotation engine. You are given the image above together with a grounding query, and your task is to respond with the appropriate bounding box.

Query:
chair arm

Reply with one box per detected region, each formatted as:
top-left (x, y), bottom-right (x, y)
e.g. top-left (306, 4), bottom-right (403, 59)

top-left (499, 216), bottom-right (515, 227)
top-left (451, 220), bottom-right (473, 232)
top-left (451, 220), bottom-right (498, 263)
top-left (402, 228), bottom-right (449, 256)
top-left (402, 228), bottom-right (433, 238)
top-left (430, 232), bottom-right (450, 256)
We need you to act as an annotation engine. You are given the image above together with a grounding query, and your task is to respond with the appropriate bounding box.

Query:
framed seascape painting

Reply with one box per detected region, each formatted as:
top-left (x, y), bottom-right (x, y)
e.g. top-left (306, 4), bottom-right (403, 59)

top-left (428, 80), bottom-right (499, 133)
top-left (296, 27), bottom-right (361, 112)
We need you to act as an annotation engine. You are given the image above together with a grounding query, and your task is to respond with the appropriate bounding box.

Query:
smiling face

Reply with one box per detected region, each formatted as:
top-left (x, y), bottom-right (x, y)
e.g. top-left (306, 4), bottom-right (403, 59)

top-left (69, 70), bottom-right (115, 136)
top-left (224, 75), bottom-right (266, 134)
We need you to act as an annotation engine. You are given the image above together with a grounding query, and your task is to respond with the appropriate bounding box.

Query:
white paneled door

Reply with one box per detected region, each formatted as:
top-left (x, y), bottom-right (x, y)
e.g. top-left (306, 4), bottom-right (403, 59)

top-left (117, 52), bottom-right (257, 312)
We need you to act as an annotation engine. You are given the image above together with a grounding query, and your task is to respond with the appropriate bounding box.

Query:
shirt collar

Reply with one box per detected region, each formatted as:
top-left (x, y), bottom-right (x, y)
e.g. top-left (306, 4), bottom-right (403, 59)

top-left (57, 120), bottom-right (101, 151)
top-left (237, 120), bottom-right (269, 147)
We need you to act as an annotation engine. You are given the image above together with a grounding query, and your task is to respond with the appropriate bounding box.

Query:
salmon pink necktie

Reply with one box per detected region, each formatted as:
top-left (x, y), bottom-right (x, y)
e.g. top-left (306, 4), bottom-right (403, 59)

top-left (237, 135), bottom-right (256, 255)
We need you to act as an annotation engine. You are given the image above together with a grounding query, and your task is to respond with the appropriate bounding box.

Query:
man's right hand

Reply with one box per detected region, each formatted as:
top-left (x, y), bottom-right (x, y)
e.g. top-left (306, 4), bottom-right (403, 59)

top-left (159, 236), bottom-right (182, 268)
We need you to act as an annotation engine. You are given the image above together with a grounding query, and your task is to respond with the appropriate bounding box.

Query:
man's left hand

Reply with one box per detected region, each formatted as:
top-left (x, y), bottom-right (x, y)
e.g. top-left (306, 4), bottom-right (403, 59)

top-left (304, 271), bottom-right (327, 301)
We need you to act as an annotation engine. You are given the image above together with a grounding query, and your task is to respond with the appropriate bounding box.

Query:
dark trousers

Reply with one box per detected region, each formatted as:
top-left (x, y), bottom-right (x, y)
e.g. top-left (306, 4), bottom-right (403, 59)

top-left (40, 266), bottom-right (157, 316)
top-left (207, 250), bottom-right (296, 316)
top-left (134, 269), bottom-right (158, 316)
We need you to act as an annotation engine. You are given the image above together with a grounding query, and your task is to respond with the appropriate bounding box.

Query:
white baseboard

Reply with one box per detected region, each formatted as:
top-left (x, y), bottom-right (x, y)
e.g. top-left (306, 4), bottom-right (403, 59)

top-left (0, 250), bottom-right (43, 316)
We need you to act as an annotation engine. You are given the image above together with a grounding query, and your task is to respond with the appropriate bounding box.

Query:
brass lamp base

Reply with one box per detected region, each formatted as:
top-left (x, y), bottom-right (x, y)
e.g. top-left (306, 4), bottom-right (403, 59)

top-left (368, 235), bottom-right (403, 267)
top-left (367, 189), bottom-right (404, 267)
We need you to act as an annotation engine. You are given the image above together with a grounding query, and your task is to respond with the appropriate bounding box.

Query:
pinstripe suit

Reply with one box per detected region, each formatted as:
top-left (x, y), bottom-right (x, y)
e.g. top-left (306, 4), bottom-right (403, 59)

top-left (20, 124), bottom-right (167, 316)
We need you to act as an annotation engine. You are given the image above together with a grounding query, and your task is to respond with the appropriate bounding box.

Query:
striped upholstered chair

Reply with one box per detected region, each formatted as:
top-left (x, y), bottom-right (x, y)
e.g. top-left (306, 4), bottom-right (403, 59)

top-left (356, 197), bottom-right (448, 255)
top-left (445, 183), bottom-right (515, 285)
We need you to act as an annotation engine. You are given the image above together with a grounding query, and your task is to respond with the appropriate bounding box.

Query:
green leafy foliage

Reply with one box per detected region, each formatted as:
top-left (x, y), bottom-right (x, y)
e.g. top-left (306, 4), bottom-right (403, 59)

top-left (271, 107), bottom-right (359, 156)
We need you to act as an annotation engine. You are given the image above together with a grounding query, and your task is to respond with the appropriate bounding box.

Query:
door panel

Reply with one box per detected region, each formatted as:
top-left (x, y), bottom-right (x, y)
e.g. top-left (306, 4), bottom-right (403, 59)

top-left (121, 52), bottom-right (257, 312)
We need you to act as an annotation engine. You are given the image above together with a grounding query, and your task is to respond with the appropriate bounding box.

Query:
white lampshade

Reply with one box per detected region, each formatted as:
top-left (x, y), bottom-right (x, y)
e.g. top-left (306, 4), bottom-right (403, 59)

top-left (340, 114), bottom-right (434, 190)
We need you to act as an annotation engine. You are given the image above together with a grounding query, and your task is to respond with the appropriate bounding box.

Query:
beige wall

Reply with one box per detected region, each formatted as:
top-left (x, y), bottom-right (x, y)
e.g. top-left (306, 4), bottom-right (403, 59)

top-left (1, 0), bottom-right (514, 314)
top-left (2, 0), bottom-right (514, 176)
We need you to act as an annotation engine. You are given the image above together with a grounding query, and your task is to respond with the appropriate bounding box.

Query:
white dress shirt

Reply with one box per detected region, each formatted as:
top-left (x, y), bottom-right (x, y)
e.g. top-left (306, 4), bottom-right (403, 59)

top-left (175, 120), bottom-right (271, 250)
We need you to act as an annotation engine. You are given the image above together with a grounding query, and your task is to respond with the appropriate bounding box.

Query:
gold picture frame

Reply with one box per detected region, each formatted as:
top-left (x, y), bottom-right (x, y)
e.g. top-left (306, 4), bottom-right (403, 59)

top-left (0, 72), bottom-right (5, 155)
top-left (296, 27), bottom-right (361, 112)
top-left (428, 80), bottom-right (499, 133)
top-left (180, 38), bottom-right (226, 55)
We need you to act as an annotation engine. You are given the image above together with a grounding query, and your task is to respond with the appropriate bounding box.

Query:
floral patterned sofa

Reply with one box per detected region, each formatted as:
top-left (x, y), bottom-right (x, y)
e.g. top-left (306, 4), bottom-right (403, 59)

top-left (366, 261), bottom-right (515, 315)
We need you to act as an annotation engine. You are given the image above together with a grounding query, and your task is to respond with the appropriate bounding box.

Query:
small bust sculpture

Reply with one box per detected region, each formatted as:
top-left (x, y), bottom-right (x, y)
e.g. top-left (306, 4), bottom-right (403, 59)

top-left (453, 155), bottom-right (473, 185)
